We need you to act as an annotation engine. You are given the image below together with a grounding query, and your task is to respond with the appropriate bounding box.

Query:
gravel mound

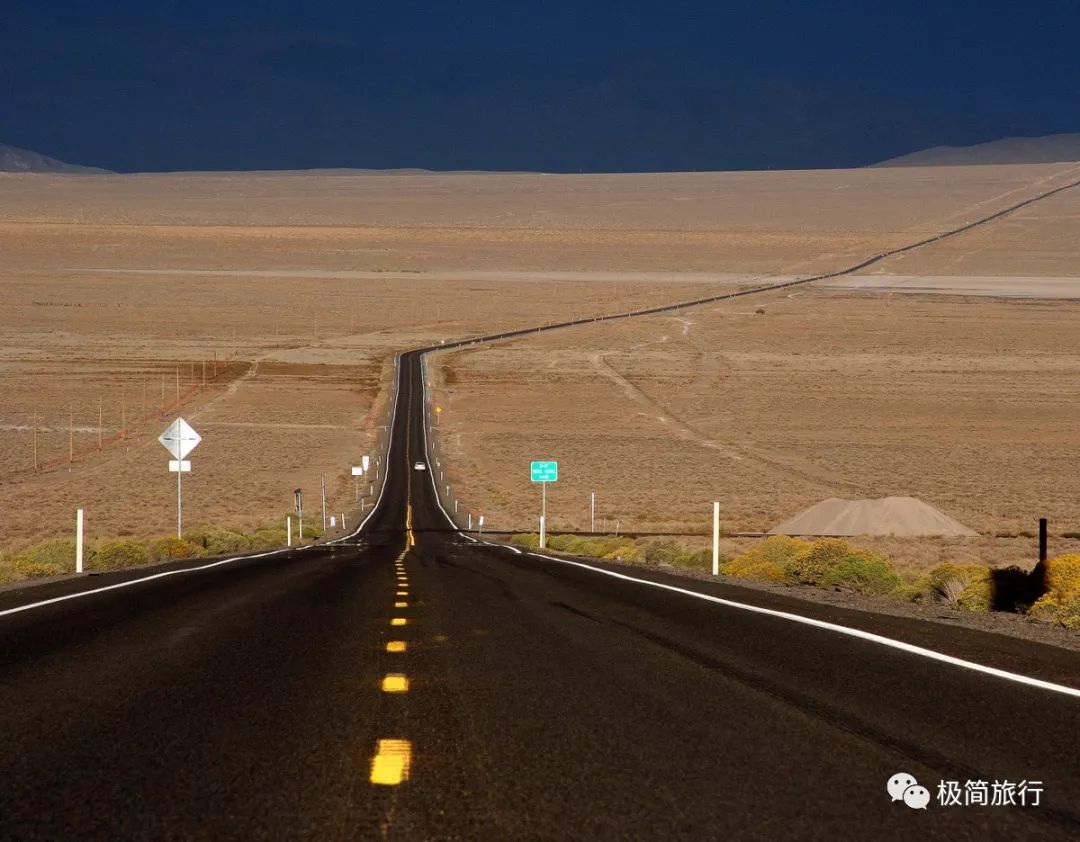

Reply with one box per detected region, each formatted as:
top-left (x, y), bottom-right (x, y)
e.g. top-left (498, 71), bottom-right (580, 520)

top-left (769, 496), bottom-right (978, 537)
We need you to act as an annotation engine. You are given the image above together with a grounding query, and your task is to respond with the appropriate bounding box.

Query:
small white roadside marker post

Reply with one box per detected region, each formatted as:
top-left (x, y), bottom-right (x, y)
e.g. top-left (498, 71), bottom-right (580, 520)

top-left (75, 508), bottom-right (84, 573)
top-left (341, 512), bottom-right (345, 530)
top-left (479, 515), bottom-right (484, 537)
top-left (287, 515), bottom-right (292, 547)
top-left (468, 512), bottom-right (472, 531)
top-left (712, 501), bottom-right (720, 576)
top-left (591, 492), bottom-right (595, 533)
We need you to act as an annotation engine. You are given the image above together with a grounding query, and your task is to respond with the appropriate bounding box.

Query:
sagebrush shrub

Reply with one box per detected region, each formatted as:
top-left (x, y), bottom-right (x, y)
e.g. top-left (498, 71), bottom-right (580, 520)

top-left (1029, 554), bottom-right (1080, 628)
top-left (920, 563), bottom-right (993, 611)
top-left (92, 540), bottom-right (149, 571)
top-left (152, 536), bottom-right (204, 561)
top-left (786, 539), bottom-right (851, 585)
top-left (9, 539), bottom-right (82, 578)
top-left (819, 552), bottom-right (903, 596)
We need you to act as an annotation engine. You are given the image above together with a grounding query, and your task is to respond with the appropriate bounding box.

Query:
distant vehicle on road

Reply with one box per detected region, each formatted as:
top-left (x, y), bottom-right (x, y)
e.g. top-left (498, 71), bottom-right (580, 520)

top-left (413, 461), bottom-right (427, 471)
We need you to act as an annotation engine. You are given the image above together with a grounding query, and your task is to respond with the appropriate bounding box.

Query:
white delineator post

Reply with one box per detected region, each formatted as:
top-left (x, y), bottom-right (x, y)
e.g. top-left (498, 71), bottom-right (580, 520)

top-left (321, 475), bottom-right (327, 532)
top-left (287, 516), bottom-right (292, 547)
top-left (590, 491), bottom-right (595, 533)
top-left (539, 514), bottom-right (546, 549)
top-left (712, 501), bottom-right (720, 576)
top-left (75, 508), bottom-right (84, 574)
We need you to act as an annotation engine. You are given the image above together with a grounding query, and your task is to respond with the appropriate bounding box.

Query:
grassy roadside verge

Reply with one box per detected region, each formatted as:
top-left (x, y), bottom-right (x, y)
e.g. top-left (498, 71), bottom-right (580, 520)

top-left (511, 533), bottom-right (1080, 630)
top-left (0, 520), bottom-right (323, 585)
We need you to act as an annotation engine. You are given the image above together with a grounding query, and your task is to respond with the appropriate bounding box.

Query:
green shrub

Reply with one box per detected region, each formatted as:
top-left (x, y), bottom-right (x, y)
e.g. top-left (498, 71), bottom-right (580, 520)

top-left (185, 527), bottom-right (251, 556)
top-left (921, 563), bottom-right (993, 611)
top-left (819, 552), bottom-right (903, 596)
top-left (678, 548), bottom-right (715, 570)
top-left (786, 539), bottom-right (851, 585)
top-left (152, 536), bottom-right (205, 561)
top-left (1029, 554), bottom-right (1080, 628)
top-left (511, 533), bottom-right (540, 549)
top-left (723, 554), bottom-right (786, 582)
top-left (92, 540), bottom-right (149, 571)
top-left (9, 538), bottom-right (81, 578)
top-left (722, 536), bottom-right (810, 583)
top-left (546, 534), bottom-right (585, 554)
top-left (250, 528), bottom-right (287, 550)
top-left (604, 541), bottom-right (644, 562)
top-left (643, 539), bottom-right (686, 566)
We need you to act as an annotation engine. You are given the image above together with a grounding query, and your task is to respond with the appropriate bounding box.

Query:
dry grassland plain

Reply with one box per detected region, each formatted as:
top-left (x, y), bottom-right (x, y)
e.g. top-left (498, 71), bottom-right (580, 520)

top-left (2, 164), bottom-right (1079, 571)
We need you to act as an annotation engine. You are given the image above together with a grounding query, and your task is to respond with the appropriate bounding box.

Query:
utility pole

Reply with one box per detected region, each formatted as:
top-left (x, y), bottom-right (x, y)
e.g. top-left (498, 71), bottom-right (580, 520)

top-left (591, 491), bottom-right (595, 533)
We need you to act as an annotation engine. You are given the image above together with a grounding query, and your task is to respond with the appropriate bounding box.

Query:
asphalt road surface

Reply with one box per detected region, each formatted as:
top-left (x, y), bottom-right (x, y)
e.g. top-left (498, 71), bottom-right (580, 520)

top-left (1, 349), bottom-right (1078, 841)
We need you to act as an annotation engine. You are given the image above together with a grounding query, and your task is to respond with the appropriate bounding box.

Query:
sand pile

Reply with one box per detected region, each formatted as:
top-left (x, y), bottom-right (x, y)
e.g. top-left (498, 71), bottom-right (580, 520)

top-left (768, 496), bottom-right (978, 537)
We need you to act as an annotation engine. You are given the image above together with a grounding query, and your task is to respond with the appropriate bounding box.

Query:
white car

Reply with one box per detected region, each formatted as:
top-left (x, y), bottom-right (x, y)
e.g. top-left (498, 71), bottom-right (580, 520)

top-left (413, 461), bottom-right (427, 471)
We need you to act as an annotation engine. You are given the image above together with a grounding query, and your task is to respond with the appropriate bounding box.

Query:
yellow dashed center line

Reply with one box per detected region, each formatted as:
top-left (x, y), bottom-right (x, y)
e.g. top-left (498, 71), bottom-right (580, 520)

top-left (386, 640), bottom-right (407, 653)
top-left (382, 673), bottom-right (409, 693)
top-left (391, 617), bottom-right (407, 626)
top-left (369, 739), bottom-right (412, 786)
top-left (396, 590), bottom-right (408, 596)
top-left (394, 601), bottom-right (408, 608)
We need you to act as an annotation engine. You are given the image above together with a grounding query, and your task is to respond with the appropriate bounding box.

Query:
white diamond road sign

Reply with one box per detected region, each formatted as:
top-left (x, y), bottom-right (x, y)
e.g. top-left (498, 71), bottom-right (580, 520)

top-left (530, 461), bottom-right (558, 482)
top-left (159, 417), bottom-right (202, 461)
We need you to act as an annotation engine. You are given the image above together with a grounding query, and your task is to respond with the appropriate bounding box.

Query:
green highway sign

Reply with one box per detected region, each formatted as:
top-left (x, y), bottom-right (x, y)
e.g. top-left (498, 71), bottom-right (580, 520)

top-left (530, 461), bottom-right (558, 482)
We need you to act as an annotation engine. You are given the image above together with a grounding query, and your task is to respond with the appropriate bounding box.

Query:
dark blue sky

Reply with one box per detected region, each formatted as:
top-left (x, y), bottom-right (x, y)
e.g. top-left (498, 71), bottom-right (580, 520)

top-left (2, 1), bottom-right (1077, 172)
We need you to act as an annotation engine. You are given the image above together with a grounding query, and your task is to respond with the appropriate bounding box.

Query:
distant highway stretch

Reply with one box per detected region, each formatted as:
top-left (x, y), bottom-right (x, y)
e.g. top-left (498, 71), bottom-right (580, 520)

top-left (1, 347), bottom-right (1078, 840)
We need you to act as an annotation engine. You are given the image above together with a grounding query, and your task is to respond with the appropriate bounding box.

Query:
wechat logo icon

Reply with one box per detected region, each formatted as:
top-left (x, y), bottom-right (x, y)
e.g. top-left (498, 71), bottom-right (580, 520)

top-left (888, 772), bottom-right (930, 810)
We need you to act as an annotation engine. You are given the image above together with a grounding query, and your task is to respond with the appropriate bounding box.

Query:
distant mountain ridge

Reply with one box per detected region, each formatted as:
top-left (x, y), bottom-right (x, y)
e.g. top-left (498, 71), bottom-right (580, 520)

top-left (874, 133), bottom-right (1080, 167)
top-left (0, 143), bottom-right (109, 173)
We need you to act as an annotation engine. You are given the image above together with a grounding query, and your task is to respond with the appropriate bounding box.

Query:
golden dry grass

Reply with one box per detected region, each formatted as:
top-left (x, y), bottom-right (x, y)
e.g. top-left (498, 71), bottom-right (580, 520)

top-left (429, 289), bottom-right (1080, 571)
top-left (3, 164), bottom-right (1079, 563)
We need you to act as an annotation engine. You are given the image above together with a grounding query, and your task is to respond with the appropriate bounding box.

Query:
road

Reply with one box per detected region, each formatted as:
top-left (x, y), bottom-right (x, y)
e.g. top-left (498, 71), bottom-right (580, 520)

top-left (1, 348), bottom-right (1078, 841)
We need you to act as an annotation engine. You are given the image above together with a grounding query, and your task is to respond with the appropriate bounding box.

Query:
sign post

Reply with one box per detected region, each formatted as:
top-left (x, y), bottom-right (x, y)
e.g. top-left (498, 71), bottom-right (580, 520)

top-left (352, 465), bottom-right (364, 501)
top-left (530, 461), bottom-right (558, 549)
top-left (294, 488), bottom-right (303, 540)
top-left (158, 417), bottom-right (201, 539)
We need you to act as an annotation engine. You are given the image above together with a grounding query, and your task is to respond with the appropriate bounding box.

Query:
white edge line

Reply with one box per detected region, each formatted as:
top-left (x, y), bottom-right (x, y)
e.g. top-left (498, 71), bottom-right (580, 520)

top-left (526, 550), bottom-right (1080, 700)
top-left (419, 347), bottom-right (1080, 701)
top-left (0, 546), bottom-right (302, 620)
top-left (0, 355), bottom-right (404, 620)
top-left (332, 352), bottom-right (401, 542)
